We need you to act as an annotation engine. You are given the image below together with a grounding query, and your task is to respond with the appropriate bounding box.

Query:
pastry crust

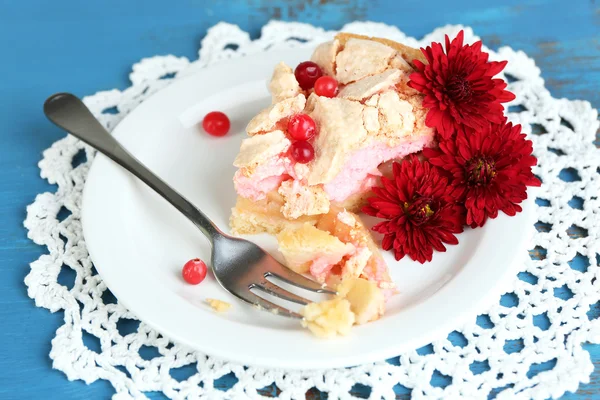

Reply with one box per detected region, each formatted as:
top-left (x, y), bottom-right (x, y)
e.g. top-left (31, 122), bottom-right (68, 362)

top-left (338, 69), bottom-right (402, 101)
top-left (334, 32), bottom-right (426, 68)
top-left (278, 180), bottom-right (330, 219)
top-left (246, 94), bottom-right (306, 136)
top-left (334, 38), bottom-right (397, 84)
top-left (233, 130), bottom-right (290, 169)
top-left (310, 39), bottom-right (340, 77)
top-left (230, 193), bottom-right (319, 235)
top-left (269, 62), bottom-right (302, 103)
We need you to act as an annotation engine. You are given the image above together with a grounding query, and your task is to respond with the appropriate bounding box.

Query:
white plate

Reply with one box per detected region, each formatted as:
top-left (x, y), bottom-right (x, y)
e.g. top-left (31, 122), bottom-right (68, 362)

top-left (82, 48), bottom-right (536, 370)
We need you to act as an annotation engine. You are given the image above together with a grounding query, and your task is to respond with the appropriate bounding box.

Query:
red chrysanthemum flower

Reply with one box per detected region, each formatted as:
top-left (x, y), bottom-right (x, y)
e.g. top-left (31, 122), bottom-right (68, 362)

top-left (363, 155), bottom-right (464, 263)
top-left (408, 30), bottom-right (516, 139)
top-left (424, 119), bottom-right (541, 228)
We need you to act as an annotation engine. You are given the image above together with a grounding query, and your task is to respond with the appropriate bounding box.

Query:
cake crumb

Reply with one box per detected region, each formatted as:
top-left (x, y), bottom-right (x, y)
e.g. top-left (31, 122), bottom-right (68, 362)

top-left (206, 298), bottom-right (232, 313)
top-left (300, 277), bottom-right (385, 338)
top-left (301, 298), bottom-right (355, 338)
top-left (337, 277), bottom-right (385, 325)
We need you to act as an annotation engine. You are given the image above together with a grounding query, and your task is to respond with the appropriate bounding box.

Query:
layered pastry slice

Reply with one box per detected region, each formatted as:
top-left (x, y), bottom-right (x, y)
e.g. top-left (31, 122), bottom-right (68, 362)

top-left (230, 33), bottom-right (434, 316)
top-left (276, 207), bottom-right (393, 292)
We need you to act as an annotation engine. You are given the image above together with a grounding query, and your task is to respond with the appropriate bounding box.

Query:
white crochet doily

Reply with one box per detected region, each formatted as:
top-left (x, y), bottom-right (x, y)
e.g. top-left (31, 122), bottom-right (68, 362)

top-left (25, 21), bottom-right (600, 400)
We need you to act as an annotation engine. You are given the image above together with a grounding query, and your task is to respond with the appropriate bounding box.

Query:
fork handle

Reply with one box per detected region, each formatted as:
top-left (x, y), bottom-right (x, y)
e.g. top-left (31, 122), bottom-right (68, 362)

top-left (44, 92), bottom-right (221, 243)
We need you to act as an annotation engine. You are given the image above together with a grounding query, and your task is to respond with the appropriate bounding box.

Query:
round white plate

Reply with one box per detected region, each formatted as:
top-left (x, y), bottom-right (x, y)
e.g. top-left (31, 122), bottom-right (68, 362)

top-left (82, 48), bottom-right (536, 370)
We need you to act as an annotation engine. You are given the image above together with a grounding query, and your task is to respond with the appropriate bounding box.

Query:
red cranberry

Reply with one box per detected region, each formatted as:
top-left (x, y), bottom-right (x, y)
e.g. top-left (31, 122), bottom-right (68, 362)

top-left (182, 258), bottom-right (207, 285)
top-left (314, 76), bottom-right (339, 98)
top-left (294, 61), bottom-right (323, 90)
top-left (287, 114), bottom-right (316, 141)
top-left (290, 141), bottom-right (315, 163)
top-left (202, 111), bottom-right (230, 137)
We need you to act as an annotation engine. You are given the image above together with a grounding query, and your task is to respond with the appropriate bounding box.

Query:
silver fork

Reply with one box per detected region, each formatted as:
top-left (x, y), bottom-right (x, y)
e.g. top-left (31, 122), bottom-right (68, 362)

top-left (44, 93), bottom-right (335, 319)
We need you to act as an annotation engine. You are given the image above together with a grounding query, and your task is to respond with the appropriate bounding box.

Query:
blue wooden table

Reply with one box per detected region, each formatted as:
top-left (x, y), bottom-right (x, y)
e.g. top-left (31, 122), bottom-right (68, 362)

top-left (1, 1), bottom-right (598, 398)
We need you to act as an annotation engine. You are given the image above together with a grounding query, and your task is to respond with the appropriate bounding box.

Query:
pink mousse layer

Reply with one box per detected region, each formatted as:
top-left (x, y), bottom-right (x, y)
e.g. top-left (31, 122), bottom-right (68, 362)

top-left (233, 157), bottom-right (296, 201)
top-left (233, 134), bottom-right (434, 202)
top-left (324, 134), bottom-right (434, 202)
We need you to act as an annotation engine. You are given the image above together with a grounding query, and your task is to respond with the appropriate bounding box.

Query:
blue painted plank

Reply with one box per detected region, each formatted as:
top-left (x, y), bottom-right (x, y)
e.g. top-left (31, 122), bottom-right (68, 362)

top-left (0, 0), bottom-right (598, 399)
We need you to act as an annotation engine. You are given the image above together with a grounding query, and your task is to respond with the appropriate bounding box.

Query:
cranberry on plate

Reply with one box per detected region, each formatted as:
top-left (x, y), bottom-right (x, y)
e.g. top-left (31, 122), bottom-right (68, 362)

top-left (202, 111), bottom-right (230, 137)
top-left (182, 258), bottom-right (208, 285)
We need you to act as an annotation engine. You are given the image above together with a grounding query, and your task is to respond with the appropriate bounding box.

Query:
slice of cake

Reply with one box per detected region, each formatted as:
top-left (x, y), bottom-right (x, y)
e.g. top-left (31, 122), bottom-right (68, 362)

top-left (229, 33), bottom-right (433, 333)
top-left (230, 33), bottom-right (435, 235)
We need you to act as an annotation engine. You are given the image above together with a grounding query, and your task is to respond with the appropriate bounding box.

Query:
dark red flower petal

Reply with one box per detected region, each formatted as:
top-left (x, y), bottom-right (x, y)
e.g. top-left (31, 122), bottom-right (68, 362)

top-left (408, 30), bottom-right (515, 139)
top-left (425, 119), bottom-right (539, 227)
top-left (363, 155), bottom-right (463, 263)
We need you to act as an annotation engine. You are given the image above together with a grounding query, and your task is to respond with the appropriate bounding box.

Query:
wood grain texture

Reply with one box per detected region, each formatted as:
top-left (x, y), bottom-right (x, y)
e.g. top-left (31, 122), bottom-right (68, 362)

top-left (0, 0), bottom-right (598, 398)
